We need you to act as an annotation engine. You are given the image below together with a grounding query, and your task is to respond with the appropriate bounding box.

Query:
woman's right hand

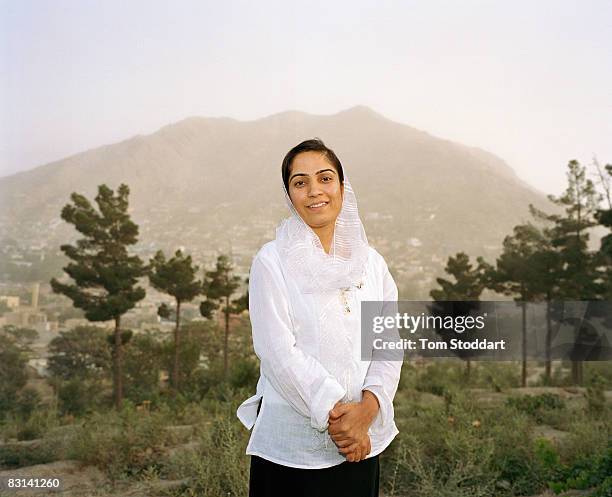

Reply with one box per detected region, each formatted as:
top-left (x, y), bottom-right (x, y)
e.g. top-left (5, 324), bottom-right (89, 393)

top-left (328, 400), bottom-right (376, 462)
top-left (336, 433), bottom-right (371, 462)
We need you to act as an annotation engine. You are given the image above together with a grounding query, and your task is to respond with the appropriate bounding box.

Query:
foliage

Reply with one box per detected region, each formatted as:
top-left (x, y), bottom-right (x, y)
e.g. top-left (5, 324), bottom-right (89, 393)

top-left (535, 160), bottom-right (602, 300)
top-left (413, 360), bottom-right (520, 395)
top-left (148, 249), bottom-right (203, 392)
top-left (0, 405), bottom-right (68, 468)
top-left (49, 183), bottom-right (147, 408)
top-left (384, 390), bottom-right (532, 496)
top-left (586, 373), bottom-right (607, 414)
top-left (593, 159), bottom-right (612, 300)
top-left (430, 252), bottom-right (489, 301)
top-left (46, 325), bottom-right (113, 414)
top-left (1, 325), bottom-right (39, 352)
top-left (57, 377), bottom-right (108, 416)
top-left (547, 444), bottom-right (612, 495)
top-left (505, 393), bottom-right (566, 422)
top-left (148, 249), bottom-right (202, 305)
top-left (488, 223), bottom-right (559, 301)
top-left (228, 357), bottom-right (259, 391)
top-left (14, 388), bottom-right (42, 421)
top-left (584, 362), bottom-right (612, 388)
top-left (430, 253), bottom-right (491, 374)
top-left (201, 254), bottom-right (248, 378)
top-left (47, 325), bottom-right (111, 381)
top-left (533, 161), bottom-right (603, 385)
top-left (162, 396), bottom-right (249, 497)
top-left (159, 334), bottom-right (205, 401)
top-left (472, 362), bottom-right (522, 391)
top-left (200, 255), bottom-right (242, 319)
top-left (384, 383), bottom-right (611, 497)
top-left (0, 333), bottom-right (29, 418)
top-left (163, 405), bottom-right (250, 497)
top-left (123, 330), bottom-right (165, 403)
top-left (0, 438), bottom-right (58, 468)
top-left (49, 183), bottom-right (146, 322)
top-left (68, 402), bottom-right (174, 481)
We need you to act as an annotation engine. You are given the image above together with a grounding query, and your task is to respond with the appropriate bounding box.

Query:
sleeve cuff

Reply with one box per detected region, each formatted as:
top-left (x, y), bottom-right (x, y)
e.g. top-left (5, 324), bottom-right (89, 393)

top-left (310, 377), bottom-right (346, 432)
top-left (362, 381), bottom-right (392, 428)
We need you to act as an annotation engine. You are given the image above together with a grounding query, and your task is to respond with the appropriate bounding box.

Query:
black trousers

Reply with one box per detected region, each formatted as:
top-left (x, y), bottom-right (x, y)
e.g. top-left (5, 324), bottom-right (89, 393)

top-left (248, 454), bottom-right (380, 497)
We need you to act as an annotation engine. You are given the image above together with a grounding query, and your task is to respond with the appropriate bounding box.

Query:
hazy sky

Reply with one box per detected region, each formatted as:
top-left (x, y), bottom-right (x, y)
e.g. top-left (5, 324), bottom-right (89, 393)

top-left (2, 0), bottom-right (611, 194)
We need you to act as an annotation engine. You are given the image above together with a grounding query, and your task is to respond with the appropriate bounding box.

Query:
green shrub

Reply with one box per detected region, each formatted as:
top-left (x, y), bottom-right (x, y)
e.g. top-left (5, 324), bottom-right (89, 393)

top-left (16, 404), bottom-right (61, 441)
top-left (472, 362), bottom-right (521, 391)
top-left (0, 438), bottom-right (56, 468)
top-left (505, 393), bottom-right (565, 422)
top-left (14, 388), bottom-right (41, 420)
top-left (586, 373), bottom-right (606, 414)
top-left (0, 405), bottom-right (72, 468)
top-left (383, 386), bottom-right (611, 497)
top-left (0, 335), bottom-right (28, 418)
top-left (123, 330), bottom-right (164, 403)
top-left (58, 378), bottom-right (108, 416)
top-left (584, 362), bottom-right (612, 389)
top-left (382, 391), bottom-right (504, 497)
top-left (592, 475), bottom-right (612, 497)
top-left (483, 408), bottom-right (544, 495)
top-left (534, 438), bottom-right (564, 484)
top-left (68, 402), bottom-right (174, 480)
top-left (397, 363), bottom-right (418, 391)
top-left (548, 444), bottom-right (612, 495)
top-left (229, 358), bottom-right (259, 391)
top-left (414, 361), bottom-right (521, 396)
top-left (415, 361), bottom-right (462, 396)
top-left (163, 412), bottom-right (249, 497)
top-left (559, 418), bottom-right (610, 463)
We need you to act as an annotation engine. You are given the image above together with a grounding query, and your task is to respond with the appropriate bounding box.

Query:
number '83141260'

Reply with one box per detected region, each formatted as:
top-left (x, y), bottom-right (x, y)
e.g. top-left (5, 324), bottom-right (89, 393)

top-left (1, 477), bottom-right (62, 490)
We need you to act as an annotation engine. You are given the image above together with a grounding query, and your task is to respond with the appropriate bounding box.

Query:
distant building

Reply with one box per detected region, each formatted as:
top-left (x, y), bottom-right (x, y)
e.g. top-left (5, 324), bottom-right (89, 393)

top-left (0, 295), bottom-right (20, 308)
top-left (0, 283), bottom-right (48, 333)
top-left (31, 282), bottom-right (40, 308)
top-left (2, 307), bottom-right (49, 335)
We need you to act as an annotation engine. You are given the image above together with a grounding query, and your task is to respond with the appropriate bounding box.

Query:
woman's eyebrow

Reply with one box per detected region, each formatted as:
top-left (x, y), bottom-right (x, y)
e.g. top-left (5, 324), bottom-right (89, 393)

top-left (289, 169), bottom-right (336, 181)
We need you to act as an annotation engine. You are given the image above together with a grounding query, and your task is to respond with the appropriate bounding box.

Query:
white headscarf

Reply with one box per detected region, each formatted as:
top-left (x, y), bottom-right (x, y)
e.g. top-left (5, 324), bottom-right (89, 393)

top-left (275, 170), bottom-right (370, 294)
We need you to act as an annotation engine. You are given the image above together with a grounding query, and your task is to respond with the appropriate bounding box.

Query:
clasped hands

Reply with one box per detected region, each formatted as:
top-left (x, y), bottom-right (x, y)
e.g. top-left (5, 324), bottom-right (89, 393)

top-left (327, 390), bottom-right (379, 463)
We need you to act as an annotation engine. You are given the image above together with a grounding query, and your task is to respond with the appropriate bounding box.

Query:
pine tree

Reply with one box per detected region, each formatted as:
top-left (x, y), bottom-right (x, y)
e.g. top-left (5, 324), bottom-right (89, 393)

top-left (593, 160), bottom-right (612, 299)
top-left (200, 254), bottom-right (247, 378)
top-left (50, 184), bottom-right (146, 408)
top-left (589, 159), bottom-right (612, 358)
top-left (488, 223), bottom-right (555, 387)
top-left (147, 249), bottom-right (202, 393)
top-left (524, 214), bottom-right (563, 382)
top-left (430, 253), bottom-right (488, 301)
top-left (430, 252), bottom-right (490, 377)
top-left (531, 160), bottom-right (602, 384)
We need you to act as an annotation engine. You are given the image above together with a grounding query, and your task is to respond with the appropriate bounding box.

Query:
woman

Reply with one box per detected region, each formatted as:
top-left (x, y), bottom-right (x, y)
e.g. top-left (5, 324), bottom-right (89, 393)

top-left (237, 138), bottom-right (403, 497)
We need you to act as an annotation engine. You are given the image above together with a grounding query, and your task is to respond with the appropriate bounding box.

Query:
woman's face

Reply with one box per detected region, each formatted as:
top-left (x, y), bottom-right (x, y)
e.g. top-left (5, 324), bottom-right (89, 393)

top-left (287, 151), bottom-right (344, 231)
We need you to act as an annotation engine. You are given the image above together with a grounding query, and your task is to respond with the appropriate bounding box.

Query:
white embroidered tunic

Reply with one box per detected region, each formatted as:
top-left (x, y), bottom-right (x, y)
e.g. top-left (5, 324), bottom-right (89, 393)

top-left (236, 240), bottom-right (403, 469)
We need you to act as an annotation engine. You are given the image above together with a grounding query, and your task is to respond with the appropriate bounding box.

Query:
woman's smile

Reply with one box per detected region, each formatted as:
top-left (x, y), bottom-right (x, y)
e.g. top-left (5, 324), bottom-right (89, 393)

top-left (307, 201), bottom-right (329, 210)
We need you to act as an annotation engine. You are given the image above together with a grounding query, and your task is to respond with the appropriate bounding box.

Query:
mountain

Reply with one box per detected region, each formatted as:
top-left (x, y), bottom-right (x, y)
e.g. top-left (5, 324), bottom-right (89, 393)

top-left (0, 105), bottom-right (554, 296)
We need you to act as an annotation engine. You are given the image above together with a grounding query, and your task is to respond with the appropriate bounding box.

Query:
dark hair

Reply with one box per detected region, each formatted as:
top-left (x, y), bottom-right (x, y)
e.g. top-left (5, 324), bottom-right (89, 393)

top-left (281, 138), bottom-right (344, 192)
